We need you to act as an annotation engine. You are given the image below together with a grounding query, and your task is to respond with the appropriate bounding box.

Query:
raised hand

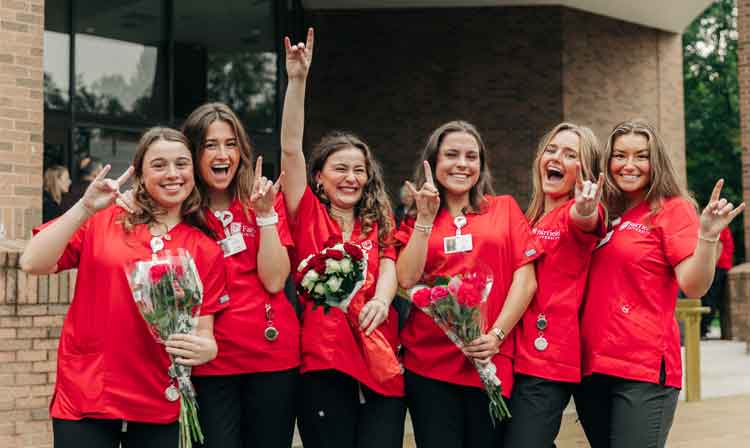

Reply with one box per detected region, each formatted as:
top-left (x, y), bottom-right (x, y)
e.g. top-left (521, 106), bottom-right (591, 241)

top-left (573, 164), bottom-right (604, 218)
top-left (250, 156), bottom-right (284, 216)
top-left (405, 161), bottom-right (441, 225)
top-left (80, 165), bottom-right (134, 216)
top-left (700, 179), bottom-right (745, 239)
top-left (284, 27), bottom-right (314, 80)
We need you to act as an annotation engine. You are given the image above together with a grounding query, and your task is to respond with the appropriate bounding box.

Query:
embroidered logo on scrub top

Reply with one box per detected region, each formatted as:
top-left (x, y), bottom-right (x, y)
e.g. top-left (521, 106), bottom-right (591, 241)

top-left (361, 240), bottom-right (373, 251)
top-left (618, 220), bottom-right (650, 234)
top-left (532, 228), bottom-right (561, 241)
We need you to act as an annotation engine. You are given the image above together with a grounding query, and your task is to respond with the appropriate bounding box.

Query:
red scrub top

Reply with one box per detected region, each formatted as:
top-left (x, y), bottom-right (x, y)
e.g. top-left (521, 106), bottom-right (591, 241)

top-left (36, 206), bottom-right (228, 423)
top-left (514, 199), bottom-right (605, 383)
top-left (581, 197), bottom-right (699, 388)
top-left (717, 227), bottom-right (734, 270)
top-left (192, 196), bottom-right (299, 376)
top-left (396, 196), bottom-right (542, 397)
top-left (288, 186), bottom-right (403, 397)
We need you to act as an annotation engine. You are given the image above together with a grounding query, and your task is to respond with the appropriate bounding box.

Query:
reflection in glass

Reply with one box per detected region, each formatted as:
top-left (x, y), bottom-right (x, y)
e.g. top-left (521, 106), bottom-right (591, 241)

top-left (44, 31), bottom-right (70, 109)
top-left (74, 0), bottom-right (164, 121)
top-left (75, 127), bottom-right (139, 184)
top-left (175, 0), bottom-right (276, 131)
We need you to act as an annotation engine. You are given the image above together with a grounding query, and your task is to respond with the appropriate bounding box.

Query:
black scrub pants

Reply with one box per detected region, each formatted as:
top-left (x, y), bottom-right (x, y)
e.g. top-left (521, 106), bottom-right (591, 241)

top-left (405, 369), bottom-right (505, 448)
top-left (297, 369), bottom-right (406, 448)
top-left (192, 368), bottom-right (298, 448)
top-left (573, 373), bottom-right (679, 448)
top-left (53, 418), bottom-right (178, 448)
top-left (503, 374), bottom-right (576, 447)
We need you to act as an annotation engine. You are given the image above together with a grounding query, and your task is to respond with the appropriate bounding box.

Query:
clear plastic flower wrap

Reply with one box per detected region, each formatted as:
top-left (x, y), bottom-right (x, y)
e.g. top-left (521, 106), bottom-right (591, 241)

top-left (125, 248), bottom-right (205, 448)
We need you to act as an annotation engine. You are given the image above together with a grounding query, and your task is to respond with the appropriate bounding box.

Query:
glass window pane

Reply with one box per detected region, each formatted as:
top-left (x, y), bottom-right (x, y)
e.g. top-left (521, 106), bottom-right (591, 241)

top-left (75, 127), bottom-right (140, 186)
top-left (174, 0), bottom-right (276, 131)
top-left (44, 0), bottom-right (70, 109)
top-left (74, 0), bottom-right (165, 121)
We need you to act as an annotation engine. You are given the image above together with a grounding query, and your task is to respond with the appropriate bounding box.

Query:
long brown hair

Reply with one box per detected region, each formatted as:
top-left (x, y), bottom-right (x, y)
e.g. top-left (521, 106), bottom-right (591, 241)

top-left (181, 102), bottom-right (255, 210)
top-left (601, 118), bottom-right (695, 218)
top-left (122, 127), bottom-right (211, 236)
top-left (412, 120), bottom-right (494, 214)
top-left (526, 123), bottom-right (601, 225)
top-left (307, 131), bottom-right (394, 246)
top-left (43, 165), bottom-right (69, 204)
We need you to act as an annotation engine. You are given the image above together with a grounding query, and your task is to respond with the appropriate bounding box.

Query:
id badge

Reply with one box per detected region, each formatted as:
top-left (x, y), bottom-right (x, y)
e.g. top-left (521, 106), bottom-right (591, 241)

top-left (443, 234), bottom-right (473, 254)
top-left (219, 232), bottom-right (247, 257)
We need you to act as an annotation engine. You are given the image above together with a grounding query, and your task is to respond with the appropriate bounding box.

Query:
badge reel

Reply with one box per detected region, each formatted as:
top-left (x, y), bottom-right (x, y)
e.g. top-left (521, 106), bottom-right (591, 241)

top-left (215, 210), bottom-right (246, 257)
top-left (444, 215), bottom-right (473, 254)
top-left (264, 303), bottom-right (279, 342)
top-left (534, 313), bottom-right (549, 351)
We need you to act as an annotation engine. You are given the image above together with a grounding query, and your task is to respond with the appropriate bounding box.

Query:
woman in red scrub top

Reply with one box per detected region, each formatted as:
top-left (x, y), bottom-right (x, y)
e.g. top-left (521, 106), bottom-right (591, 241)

top-left (281, 29), bottom-right (405, 448)
top-left (575, 119), bottom-right (744, 448)
top-left (20, 127), bottom-right (228, 448)
top-left (396, 120), bottom-right (542, 447)
top-left (181, 103), bottom-right (298, 448)
top-left (504, 123), bottom-right (605, 447)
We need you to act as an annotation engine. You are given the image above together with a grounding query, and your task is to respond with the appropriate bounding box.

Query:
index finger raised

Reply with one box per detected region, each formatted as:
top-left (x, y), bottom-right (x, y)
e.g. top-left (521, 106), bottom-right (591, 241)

top-left (575, 163), bottom-right (584, 189)
top-left (306, 27), bottom-right (315, 54)
top-left (95, 164), bottom-right (112, 181)
top-left (710, 179), bottom-right (724, 203)
top-left (423, 160), bottom-right (435, 186)
top-left (596, 172), bottom-right (604, 190)
top-left (255, 156), bottom-right (263, 179)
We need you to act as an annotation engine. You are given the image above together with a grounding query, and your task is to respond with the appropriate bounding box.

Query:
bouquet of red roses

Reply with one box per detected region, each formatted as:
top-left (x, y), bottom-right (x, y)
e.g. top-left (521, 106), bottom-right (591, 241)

top-left (296, 241), bottom-right (369, 313)
top-left (407, 272), bottom-right (510, 424)
top-left (126, 248), bottom-right (204, 448)
top-left (296, 240), bottom-right (402, 384)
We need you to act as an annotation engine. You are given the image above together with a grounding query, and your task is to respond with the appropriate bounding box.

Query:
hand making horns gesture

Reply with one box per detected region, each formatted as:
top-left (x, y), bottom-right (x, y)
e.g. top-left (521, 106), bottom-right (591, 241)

top-left (284, 27), bottom-right (314, 80)
top-left (573, 163), bottom-right (604, 218)
top-left (80, 164), bottom-right (134, 216)
top-left (405, 161), bottom-right (441, 225)
top-left (250, 156), bottom-right (284, 216)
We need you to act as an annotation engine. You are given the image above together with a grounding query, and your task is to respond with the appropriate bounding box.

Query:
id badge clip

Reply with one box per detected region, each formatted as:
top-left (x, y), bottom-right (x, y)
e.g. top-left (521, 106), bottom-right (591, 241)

top-left (443, 215), bottom-right (473, 254)
top-left (215, 210), bottom-right (247, 257)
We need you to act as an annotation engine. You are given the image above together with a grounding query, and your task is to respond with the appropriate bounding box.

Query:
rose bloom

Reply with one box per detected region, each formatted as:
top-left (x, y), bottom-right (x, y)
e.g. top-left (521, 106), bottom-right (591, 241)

top-left (412, 287), bottom-right (432, 308)
top-left (343, 243), bottom-right (364, 261)
top-left (430, 286), bottom-right (449, 302)
top-left (149, 264), bottom-right (169, 283)
top-left (456, 282), bottom-right (482, 307)
top-left (327, 249), bottom-right (345, 261)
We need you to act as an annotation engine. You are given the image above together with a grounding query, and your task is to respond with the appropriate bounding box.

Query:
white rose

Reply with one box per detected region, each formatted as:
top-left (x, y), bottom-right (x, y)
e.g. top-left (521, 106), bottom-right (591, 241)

top-left (326, 276), bottom-right (343, 293)
top-left (325, 259), bottom-right (341, 274)
top-left (339, 258), bottom-right (353, 274)
top-left (314, 283), bottom-right (327, 295)
top-left (301, 270), bottom-right (319, 289)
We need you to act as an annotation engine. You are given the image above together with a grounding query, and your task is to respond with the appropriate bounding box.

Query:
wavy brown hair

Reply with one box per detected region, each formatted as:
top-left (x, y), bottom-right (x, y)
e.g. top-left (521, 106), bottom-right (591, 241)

top-left (43, 165), bottom-right (69, 204)
top-left (181, 102), bottom-right (255, 211)
top-left (412, 120), bottom-right (494, 215)
top-left (601, 118), bottom-right (695, 219)
top-left (122, 127), bottom-right (211, 236)
top-left (526, 123), bottom-right (601, 225)
top-left (307, 131), bottom-right (394, 246)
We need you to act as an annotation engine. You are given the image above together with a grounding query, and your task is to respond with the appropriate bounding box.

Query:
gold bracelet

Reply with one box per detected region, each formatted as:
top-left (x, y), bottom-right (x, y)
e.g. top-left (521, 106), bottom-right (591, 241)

top-left (698, 234), bottom-right (719, 243)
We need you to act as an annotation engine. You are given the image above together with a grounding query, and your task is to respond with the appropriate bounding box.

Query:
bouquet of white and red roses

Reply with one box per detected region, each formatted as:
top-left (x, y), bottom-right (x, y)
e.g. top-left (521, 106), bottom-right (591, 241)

top-left (296, 241), bottom-right (369, 313)
top-left (126, 248), bottom-right (204, 448)
top-left (296, 240), bottom-right (402, 383)
top-left (407, 272), bottom-right (510, 424)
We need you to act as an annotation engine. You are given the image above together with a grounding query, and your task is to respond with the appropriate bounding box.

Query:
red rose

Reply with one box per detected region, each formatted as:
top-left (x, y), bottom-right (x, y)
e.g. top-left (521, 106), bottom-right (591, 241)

top-left (325, 235), bottom-right (342, 248)
top-left (430, 286), bottom-right (449, 302)
top-left (343, 243), bottom-right (364, 261)
top-left (172, 265), bottom-right (184, 278)
top-left (457, 282), bottom-right (482, 307)
top-left (311, 255), bottom-right (327, 274)
top-left (327, 250), bottom-right (345, 261)
top-left (149, 264), bottom-right (169, 283)
top-left (412, 288), bottom-right (432, 308)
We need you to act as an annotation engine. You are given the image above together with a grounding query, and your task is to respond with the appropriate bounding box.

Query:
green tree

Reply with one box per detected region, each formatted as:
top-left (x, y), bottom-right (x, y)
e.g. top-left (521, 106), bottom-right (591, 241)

top-left (684, 0), bottom-right (743, 262)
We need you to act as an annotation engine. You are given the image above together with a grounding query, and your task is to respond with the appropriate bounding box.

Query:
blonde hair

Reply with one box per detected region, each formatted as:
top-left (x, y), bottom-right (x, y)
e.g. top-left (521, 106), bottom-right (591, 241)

top-left (308, 131), bottom-right (395, 246)
top-left (412, 120), bottom-right (494, 215)
top-left (43, 165), bottom-right (69, 204)
top-left (526, 123), bottom-right (601, 225)
top-left (122, 127), bottom-right (211, 236)
top-left (601, 118), bottom-right (695, 218)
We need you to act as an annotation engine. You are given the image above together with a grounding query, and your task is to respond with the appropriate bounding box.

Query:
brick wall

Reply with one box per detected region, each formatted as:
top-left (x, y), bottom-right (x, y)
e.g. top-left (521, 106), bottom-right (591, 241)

top-left (561, 9), bottom-right (686, 182)
top-left (0, 240), bottom-right (73, 448)
top-left (739, 0), bottom-right (750, 260)
top-left (0, 0), bottom-right (44, 241)
top-left (305, 6), bottom-right (687, 206)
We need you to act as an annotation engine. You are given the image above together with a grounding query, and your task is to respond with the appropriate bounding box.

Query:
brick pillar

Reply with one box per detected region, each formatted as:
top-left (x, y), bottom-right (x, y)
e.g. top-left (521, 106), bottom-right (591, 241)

top-left (0, 0), bottom-right (44, 240)
top-left (740, 0), bottom-right (750, 260)
top-left (1, 241), bottom-right (74, 448)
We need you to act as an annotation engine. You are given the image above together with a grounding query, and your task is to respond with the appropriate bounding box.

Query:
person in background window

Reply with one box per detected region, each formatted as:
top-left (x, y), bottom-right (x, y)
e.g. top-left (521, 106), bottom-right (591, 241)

top-left (43, 165), bottom-right (71, 223)
top-left (62, 156), bottom-right (104, 211)
top-left (701, 226), bottom-right (735, 339)
top-left (394, 184), bottom-right (413, 227)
